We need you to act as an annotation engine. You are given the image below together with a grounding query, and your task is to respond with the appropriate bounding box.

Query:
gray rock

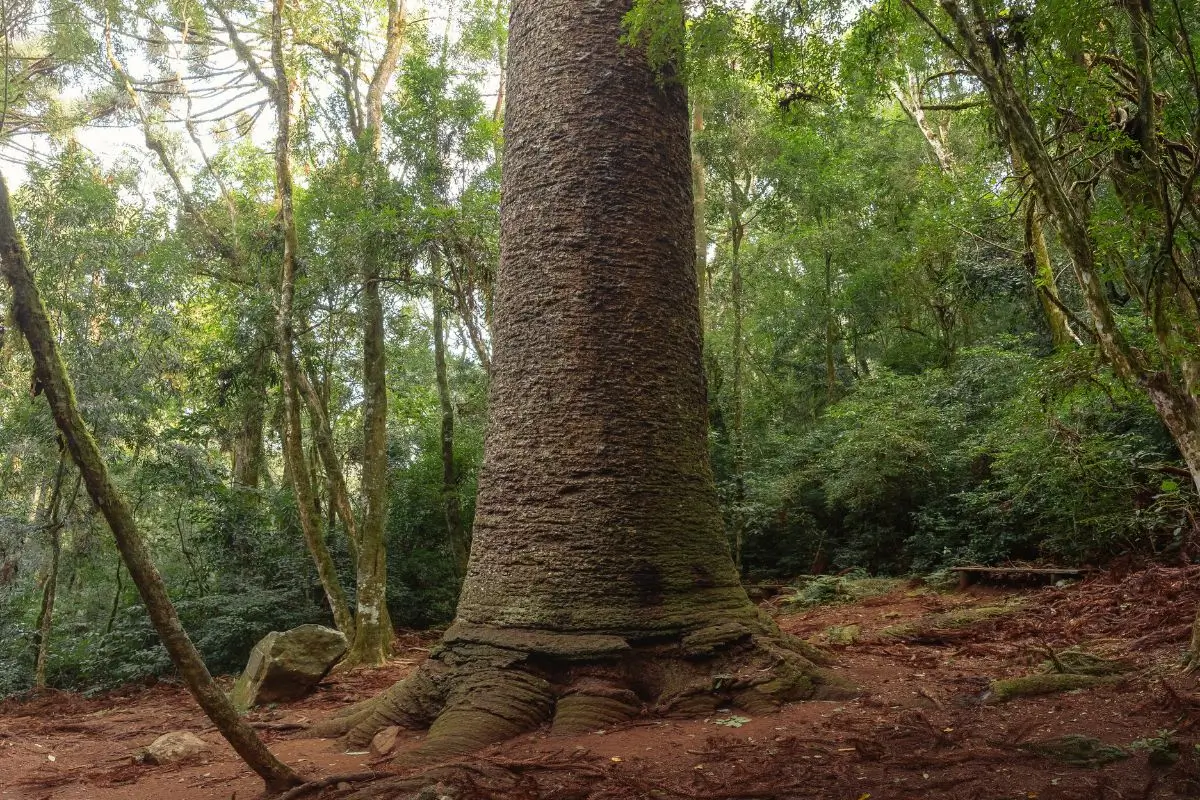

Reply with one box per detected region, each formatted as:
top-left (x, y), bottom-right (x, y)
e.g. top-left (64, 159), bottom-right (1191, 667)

top-left (139, 731), bottom-right (210, 765)
top-left (229, 624), bottom-right (348, 710)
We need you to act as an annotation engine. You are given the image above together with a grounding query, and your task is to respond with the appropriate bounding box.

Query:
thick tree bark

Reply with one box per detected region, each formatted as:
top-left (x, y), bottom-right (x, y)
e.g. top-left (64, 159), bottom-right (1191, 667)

top-left (0, 174), bottom-right (302, 793)
top-left (313, 0), bottom-right (848, 764)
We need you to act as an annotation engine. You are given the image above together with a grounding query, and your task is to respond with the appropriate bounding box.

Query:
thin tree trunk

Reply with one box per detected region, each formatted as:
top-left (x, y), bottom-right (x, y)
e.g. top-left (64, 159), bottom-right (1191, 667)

top-left (0, 174), bottom-right (302, 793)
top-left (339, 0), bottom-right (406, 668)
top-left (34, 454), bottom-right (67, 690)
top-left (896, 65), bottom-right (1076, 350)
top-left (1010, 147), bottom-right (1077, 349)
top-left (232, 345), bottom-right (270, 488)
top-left (298, 371), bottom-right (359, 557)
top-left (25, 472), bottom-right (49, 525)
top-left (268, 0), bottom-right (355, 640)
top-left (105, 557), bottom-right (122, 634)
top-left (729, 208), bottom-right (746, 572)
top-left (432, 250), bottom-right (468, 580)
top-left (692, 103), bottom-right (707, 329)
top-left (892, 71), bottom-right (955, 173)
top-left (345, 240), bottom-right (390, 664)
top-left (297, 370), bottom-right (395, 642)
top-left (823, 250), bottom-right (838, 403)
top-left (492, 0), bottom-right (506, 124)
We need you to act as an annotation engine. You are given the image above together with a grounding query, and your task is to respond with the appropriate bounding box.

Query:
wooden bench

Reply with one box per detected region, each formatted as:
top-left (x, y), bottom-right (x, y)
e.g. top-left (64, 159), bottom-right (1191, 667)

top-left (951, 566), bottom-right (1096, 590)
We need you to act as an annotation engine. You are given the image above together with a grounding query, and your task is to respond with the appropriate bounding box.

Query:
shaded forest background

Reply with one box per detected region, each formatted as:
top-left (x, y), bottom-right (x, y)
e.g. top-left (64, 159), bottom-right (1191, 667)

top-left (1, 0), bottom-right (1197, 695)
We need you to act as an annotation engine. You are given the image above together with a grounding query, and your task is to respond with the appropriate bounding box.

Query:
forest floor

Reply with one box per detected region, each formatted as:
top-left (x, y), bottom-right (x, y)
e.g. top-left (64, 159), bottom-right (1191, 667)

top-left (5, 566), bottom-right (1200, 799)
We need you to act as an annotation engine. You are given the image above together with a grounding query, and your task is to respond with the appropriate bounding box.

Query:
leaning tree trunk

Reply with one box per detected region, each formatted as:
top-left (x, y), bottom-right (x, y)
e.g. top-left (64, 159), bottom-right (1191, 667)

top-left (314, 0), bottom-right (848, 763)
top-left (0, 174), bottom-right (302, 793)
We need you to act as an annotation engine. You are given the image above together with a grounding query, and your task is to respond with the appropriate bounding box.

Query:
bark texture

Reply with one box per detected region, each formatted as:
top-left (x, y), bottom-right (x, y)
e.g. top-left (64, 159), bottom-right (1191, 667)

top-left (461, 0), bottom-right (750, 633)
top-left (313, 0), bottom-right (848, 763)
top-left (0, 174), bottom-right (302, 793)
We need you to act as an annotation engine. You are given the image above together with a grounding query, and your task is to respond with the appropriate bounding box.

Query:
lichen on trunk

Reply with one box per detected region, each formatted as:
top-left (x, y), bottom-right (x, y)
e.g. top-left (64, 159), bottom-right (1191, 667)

top-left (313, 0), bottom-right (851, 763)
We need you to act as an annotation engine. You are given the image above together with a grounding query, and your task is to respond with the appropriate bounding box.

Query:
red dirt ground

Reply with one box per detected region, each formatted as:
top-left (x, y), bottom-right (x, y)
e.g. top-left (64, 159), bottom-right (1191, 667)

top-left (5, 567), bottom-right (1200, 799)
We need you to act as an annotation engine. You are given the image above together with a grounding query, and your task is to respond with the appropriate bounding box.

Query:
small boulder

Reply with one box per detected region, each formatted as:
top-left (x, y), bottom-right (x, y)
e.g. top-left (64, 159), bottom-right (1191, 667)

top-left (139, 731), bottom-right (210, 765)
top-left (369, 725), bottom-right (401, 757)
top-left (230, 624), bottom-right (348, 710)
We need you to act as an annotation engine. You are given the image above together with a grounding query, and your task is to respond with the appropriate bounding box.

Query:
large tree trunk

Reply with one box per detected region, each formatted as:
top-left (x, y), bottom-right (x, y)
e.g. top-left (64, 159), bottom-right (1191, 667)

top-left (0, 174), bottom-right (302, 793)
top-left (313, 0), bottom-right (847, 764)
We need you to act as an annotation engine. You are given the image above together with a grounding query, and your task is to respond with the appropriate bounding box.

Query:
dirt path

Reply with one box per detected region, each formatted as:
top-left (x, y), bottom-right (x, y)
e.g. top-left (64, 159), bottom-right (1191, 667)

top-left (4, 567), bottom-right (1200, 799)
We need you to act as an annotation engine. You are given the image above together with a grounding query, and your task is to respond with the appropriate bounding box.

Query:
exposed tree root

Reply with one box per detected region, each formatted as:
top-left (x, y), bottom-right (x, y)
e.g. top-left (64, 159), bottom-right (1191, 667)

top-left (275, 771), bottom-right (392, 800)
top-left (312, 617), bottom-right (854, 765)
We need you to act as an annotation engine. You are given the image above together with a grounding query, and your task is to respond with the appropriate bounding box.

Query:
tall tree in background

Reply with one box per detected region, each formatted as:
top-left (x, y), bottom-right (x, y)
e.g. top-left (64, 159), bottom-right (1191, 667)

top-left (314, 0), bottom-right (848, 763)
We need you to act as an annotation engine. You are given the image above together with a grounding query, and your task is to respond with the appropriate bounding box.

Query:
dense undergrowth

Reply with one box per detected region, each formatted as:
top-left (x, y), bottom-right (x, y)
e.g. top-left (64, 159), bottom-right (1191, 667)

top-left (736, 344), bottom-right (1196, 579)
